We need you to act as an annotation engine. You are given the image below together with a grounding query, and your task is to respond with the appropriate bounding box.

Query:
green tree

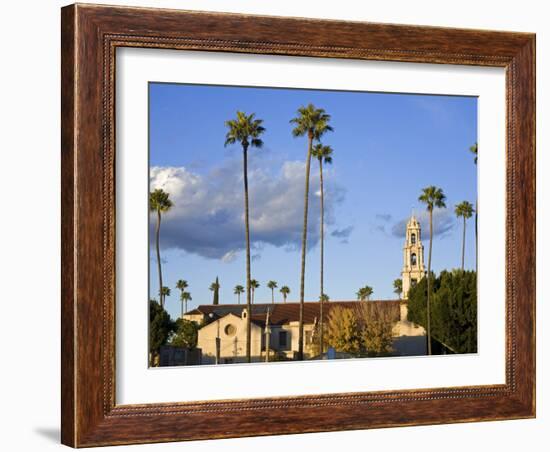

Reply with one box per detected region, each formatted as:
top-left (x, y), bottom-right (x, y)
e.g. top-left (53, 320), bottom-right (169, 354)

top-left (418, 185), bottom-right (447, 355)
top-left (225, 111), bottom-right (265, 363)
top-left (319, 293), bottom-right (330, 302)
top-left (408, 270), bottom-right (477, 354)
top-left (407, 276), bottom-right (429, 327)
top-left (209, 277), bottom-right (220, 305)
top-left (280, 285), bottom-right (290, 302)
top-left (170, 318), bottom-right (198, 349)
top-left (311, 143), bottom-right (334, 356)
top-left (393, 278), bottom-right (403, 299)
top-left (454, 201), bottom-right (474, 271)
top-left (234, 284), bottom-right (244, 304)
top-left (150, 188), bottom-right (173, 308)
top-left (149, 299), bottom-right (174, 366)
top-left (290, 104), bottom-right (333, 360)
top-left (267, 280), bottom-right (278, 303)
top-left (250, 279), bottom-right (260, 303)
top-left (356, 285), bottom-right (373, 301)
top-left (175, 279), bottom-right (188, 317)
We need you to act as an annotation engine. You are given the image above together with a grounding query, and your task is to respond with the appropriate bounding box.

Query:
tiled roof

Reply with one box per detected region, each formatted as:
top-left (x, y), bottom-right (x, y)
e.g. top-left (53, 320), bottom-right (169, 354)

top-left (187, 300), bottom-right (401, 326)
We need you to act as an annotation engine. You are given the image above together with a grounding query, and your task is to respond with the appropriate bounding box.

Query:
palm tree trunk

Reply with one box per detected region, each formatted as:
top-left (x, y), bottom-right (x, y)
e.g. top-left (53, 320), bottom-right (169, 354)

top-left (298, 133), bottom-right (314, 360)
top-left (319, 160), bottom-right (325, 355)
top-left (271, 289), bottom-right (274, 303)
top-left (185, 299), bottom-right (188, 314)
top-left (461, 216), bottom-right (466, 272)
top-left (427, 210), bottom-right (433, 355)
top-left (238, 293), bottom-right (241, 304)
top-left (181, 300), bottom-right (183, 319)
top-left (242, 144), bottom-right (252, 363)
top-left (155, 210), bottom-right (164, 308)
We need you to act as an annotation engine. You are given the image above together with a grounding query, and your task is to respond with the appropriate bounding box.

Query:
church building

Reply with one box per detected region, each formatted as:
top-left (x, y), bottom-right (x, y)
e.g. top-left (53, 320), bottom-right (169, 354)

top-left (401, 215), bottom-right (426, 299)
top-left (178, 213), bottom-right (428, 364)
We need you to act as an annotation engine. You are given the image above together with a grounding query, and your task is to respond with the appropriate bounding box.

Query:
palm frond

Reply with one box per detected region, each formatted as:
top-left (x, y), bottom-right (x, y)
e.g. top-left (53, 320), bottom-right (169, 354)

top-left (149, 188), bottom-right (173, 212)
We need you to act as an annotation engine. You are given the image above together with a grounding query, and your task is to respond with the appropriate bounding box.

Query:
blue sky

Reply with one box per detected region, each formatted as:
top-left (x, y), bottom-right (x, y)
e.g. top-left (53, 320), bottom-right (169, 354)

top-left (149, 82), bottom-right (477, 320)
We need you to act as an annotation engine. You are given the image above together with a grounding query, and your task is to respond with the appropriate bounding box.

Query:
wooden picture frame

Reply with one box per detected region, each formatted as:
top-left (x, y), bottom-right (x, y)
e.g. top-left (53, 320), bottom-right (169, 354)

top-left (61, 3), bottom-right (535, 447)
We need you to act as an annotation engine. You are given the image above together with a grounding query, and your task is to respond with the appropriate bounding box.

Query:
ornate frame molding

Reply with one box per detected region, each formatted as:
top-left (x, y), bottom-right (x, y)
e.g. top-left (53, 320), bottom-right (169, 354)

top-left (61, 4), bottom-right (535, 447)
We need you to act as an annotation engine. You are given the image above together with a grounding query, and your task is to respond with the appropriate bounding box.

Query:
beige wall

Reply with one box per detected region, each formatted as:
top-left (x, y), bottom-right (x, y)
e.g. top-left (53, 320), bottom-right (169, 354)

top-left (392, 303), bottom-right (426, 337)
top-left (196, 314), bottom-right (318, 363)
top-left (182, 313), bottom-right (205, 324)
top-left (198, 313), bottom-right (264, 364)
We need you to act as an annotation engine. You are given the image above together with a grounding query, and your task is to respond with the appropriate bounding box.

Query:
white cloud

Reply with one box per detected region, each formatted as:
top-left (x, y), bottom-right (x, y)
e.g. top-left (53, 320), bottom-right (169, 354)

top-left (221, 250), bottom-right (238, 263)
top-left (149, 156), bottom-right (345, 260)
top-left (391, 208), bottom-right (455, 239)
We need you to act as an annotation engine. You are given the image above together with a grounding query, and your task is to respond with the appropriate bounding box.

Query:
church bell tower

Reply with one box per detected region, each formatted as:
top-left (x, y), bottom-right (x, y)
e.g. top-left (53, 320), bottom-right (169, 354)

top-left (401, 215), bottom-right (426, 299)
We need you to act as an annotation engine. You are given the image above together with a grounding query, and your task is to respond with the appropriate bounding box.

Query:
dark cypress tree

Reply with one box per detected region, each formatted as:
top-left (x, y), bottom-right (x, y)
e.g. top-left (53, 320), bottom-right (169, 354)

top-left (211, 276), bottom-right (220, 305)
top-left (407, 270), bottom-right (477, 354)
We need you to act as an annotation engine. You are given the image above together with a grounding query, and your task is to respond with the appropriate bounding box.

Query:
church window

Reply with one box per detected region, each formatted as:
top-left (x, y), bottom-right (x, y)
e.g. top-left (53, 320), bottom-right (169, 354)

top-left (411, 233), bottom-right (416, 244)
top-left (279, 331), bottom-right (289, 350)
top-left (411, 253), bottom-right (417, 266)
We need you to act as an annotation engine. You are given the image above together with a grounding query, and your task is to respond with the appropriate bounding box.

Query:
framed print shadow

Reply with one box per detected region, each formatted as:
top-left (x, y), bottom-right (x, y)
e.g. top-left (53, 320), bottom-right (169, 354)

top-left (61, 3), bottom-right (536, 447)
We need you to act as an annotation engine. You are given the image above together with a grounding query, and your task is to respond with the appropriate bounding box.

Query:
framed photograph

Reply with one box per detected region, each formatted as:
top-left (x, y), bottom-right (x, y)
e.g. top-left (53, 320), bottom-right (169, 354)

top-left (61, 3), bottom-right (535, 447)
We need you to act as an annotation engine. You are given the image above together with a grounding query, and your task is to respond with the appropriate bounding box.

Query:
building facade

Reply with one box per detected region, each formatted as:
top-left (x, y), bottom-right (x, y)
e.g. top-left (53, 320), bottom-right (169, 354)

top-left (184, 301), bottom-right (401, 364)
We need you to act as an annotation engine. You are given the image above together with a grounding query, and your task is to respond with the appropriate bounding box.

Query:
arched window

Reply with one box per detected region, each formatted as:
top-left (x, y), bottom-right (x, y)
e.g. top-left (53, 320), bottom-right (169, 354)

top-left (411, 253), bottom-right (417, 266)
top-left (411, 233), bottom-right (416, 244)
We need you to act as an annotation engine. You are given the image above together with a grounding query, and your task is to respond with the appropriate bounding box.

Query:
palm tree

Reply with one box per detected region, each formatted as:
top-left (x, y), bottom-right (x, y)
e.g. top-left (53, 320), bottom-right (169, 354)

top-left (209, 277), bottom-right (220, 305)
top-left (280, 286), bottom-right (290, 303)
top-left (356, 286), bottom-right (373, 301)
top-left (319, 293), bottom-right (329, 302)
top-left (455, 201), bottom-right (474, 271)
top-left (160, 286), bottom-right (171, 306)
top-left (180, 291), bottom-right (192, 317)
top-left (176, 279), bottom-right (189, 317)
top-left (234, 285), bottom-right (244, 304)
top-left (267, 280), bottom-right (278, 303)
top-left (150, 189), bottom-right (173, 308)
top-left (225, 111), bottom-right (265, 363)
top-left (419, 185), bottom-right (447, 355)
top-left (250, 279), bottom-right (260, 304)
top-left (290, 104), bottom-right (333, 360)
top-left (393, 278), bottom-right (403, 299)
top-left (176, 279), bottom-right (188, 292)
top-left (469, 142), bottom-right (478, 164)
top-left (469, 143), bottom-right (478, 272)
top-left (311, 143), bottom-right (333, 355)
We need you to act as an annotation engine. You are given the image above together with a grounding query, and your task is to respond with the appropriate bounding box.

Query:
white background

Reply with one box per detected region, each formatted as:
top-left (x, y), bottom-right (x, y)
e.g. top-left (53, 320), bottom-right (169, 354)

top-left (117, 49), bottom-right (505, 404)
top-left (0, 0), bottom-right (546, 451)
